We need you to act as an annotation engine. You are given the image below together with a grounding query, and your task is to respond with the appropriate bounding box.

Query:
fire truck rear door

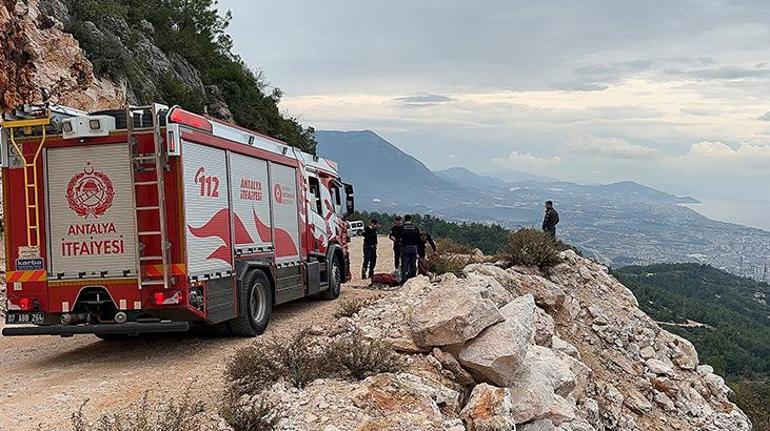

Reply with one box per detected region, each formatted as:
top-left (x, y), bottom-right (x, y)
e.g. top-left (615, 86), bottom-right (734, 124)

top-left (45, 144), bottom-right (138, 279)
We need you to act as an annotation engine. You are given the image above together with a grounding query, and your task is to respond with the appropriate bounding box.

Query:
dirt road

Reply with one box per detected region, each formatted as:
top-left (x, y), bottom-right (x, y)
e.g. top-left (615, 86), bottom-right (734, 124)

top-left (0, 236), bottom-right (395, 431)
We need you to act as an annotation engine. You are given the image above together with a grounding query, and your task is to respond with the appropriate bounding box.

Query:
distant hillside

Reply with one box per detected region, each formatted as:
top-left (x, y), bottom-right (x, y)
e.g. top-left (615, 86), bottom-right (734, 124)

top-left (315, 130), bottom-right (464, 209)
top-left (614, 263), bottom-right (770, 428)
top-left (435, 167), bottom-right (548, 189)
top-left (615, 263), bottom-right (770, 376)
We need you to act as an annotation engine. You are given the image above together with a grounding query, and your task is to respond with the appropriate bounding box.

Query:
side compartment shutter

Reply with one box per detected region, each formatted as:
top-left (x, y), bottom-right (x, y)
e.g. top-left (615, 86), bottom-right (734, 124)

top-left (269, 163), bottom-right (300, 264)
top-left (182, 142), bottom-right (232, 277)
top-left (229, 153), bottom-right (272, 253)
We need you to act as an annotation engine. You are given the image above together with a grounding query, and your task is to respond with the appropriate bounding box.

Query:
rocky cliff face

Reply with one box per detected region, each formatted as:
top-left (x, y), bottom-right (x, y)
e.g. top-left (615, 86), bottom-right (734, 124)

top-left (0, 0), bottom-right (123, 111)
top-left (246, 251), bottom-right (750, 431)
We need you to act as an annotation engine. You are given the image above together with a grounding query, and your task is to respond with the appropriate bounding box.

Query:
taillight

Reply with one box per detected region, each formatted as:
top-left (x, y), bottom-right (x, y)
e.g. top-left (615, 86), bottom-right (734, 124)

top-left (18, 297), bottom-right (32, 311)
top-left (168, 108), bottom-right (212, 132)
top-left (153, 291), bottom-right (181, 306)
top-left (154, 292), bottom-right (165, 305)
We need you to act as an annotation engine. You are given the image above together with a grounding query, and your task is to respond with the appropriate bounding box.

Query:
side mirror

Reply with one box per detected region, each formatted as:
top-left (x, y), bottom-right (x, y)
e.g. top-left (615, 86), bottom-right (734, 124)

top-left (344, 183), bottom-right (355, 217)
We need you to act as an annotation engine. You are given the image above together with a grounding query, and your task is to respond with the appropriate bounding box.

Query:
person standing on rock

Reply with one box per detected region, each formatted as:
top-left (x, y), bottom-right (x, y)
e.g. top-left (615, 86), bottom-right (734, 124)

top-left (361, 219), bottom-right (379, 279)
top-left (542, 200), bottom-right (560, 239)
top-left (389, 215), bottom-right (404, 270)
top-left (399, 215), bottom-right (421, 282)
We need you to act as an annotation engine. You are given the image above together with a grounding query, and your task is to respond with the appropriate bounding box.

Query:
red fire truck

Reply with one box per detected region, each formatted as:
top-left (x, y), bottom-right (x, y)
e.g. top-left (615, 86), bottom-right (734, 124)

top-left (1, 103), bottom-right (354, 338)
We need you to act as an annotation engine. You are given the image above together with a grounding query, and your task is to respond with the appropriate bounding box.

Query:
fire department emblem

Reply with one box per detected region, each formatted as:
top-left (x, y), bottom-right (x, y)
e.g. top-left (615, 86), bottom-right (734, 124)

top-left (66, 162), bottom-right (115, 218)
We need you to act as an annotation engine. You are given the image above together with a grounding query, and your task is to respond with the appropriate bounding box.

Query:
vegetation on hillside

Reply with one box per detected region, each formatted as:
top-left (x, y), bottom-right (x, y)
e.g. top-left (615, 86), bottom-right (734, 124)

top-left (63, 0), bottom-right (315, 152)
top-left (614, 263), bottom-right (770, 429)
top-left (349, 211), bottom-right (510, 255)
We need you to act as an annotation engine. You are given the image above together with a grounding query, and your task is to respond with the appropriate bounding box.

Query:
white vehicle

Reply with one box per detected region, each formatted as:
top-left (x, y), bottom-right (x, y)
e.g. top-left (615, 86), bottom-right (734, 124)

top-left (348, 220), bottom-right (365, 237)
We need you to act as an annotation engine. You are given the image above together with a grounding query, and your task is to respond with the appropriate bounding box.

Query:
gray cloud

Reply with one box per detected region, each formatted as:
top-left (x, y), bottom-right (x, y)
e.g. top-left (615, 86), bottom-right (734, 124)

top-left (394, 94), bottom-right (455, 107)
top-left (221, 0), bottom-right (770, 200)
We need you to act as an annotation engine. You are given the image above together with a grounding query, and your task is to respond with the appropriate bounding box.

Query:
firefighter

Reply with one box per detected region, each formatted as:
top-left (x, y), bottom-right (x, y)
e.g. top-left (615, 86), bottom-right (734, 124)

top-left (417, 231), bottom-right (437, 275)
top-left (542, 200), bottom-right (560, 239)
top-left (361, 219), bottom-right (379, 279)
top-left (389, 215), bottom-right (404, 269)
top-left (399, 215), bottom-right (421, 282)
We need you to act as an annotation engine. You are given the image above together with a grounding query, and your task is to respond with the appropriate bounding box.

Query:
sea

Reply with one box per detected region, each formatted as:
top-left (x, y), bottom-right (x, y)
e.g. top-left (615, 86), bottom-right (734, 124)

top-left (682, 198), bottom-right (770, 232)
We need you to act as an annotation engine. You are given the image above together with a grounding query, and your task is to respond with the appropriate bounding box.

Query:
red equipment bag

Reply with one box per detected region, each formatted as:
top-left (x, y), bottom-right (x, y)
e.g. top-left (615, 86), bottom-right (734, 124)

top-left (371, 273), bottom-right (399, 286)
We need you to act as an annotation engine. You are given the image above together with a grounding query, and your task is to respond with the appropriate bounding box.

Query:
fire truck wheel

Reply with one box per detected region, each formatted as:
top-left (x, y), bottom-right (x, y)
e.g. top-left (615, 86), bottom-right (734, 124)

top-left (229, 269), bottom-right (273, 337)
top-left (321, 255), bottom-right (342, 300)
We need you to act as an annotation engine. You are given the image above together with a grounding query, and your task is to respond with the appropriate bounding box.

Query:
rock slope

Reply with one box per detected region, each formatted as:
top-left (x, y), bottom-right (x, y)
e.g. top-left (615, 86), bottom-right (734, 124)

top-left (0, 0), bottom-right (123, 111)
top-left (248, 251), bottom-right (750, 431)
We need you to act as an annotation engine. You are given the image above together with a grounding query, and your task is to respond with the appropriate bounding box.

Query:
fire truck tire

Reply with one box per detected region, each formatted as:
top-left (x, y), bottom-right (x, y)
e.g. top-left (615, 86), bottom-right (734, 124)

top-left (229, 269), bottom-right (273, 337)
top-left (321, 255), bottom-right (342, 300)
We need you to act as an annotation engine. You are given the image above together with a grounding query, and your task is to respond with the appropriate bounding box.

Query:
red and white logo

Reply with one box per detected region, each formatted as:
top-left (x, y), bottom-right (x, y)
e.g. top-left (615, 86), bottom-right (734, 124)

top-left (273, 183), bottom-right (284, 204)
top-left (66, 162), bottom-right (114, 218)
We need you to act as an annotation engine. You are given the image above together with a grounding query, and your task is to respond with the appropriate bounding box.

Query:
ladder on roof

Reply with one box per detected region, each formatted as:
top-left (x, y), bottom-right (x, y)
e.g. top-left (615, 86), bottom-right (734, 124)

top-left (127, 104), bottom-right (171, 289)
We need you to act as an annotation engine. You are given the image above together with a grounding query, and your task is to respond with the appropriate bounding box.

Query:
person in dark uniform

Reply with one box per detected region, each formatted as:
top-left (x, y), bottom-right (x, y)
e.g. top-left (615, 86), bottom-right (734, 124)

top-left (361, 219), bottom-right (379, 279)
top-left (542, 200), bottom-right (560, 239)
top-left (399, 215), bottom-right (421, 282)
top-left (417, 232), bottom-right (437, 275)
top-left (389, 215), bottom-right (403, 269)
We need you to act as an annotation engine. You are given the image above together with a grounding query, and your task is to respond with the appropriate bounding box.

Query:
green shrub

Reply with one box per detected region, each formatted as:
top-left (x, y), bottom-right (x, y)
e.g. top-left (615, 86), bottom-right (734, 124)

top-left (329, 332), bottom-right (405, 380)
top-left (435, 237), bottom-right (474, 255)
top-left (504, 228), bottom-right (561, 268)
top-left (426, 253), bottom-right (471, 276)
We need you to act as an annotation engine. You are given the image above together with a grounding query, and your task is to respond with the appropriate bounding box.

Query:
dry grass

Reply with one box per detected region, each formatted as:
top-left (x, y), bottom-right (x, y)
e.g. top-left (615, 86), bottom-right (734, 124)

top-left (334, 296), bottom-right (381, 318)
top-left (329, 332), bottom-right (405, 380)
top-left (70, 391), bottom-right (209, 431)
top-left (220, 395), bottom-right (278, 431)
top-left (226, 331), bottom-right (403, 398)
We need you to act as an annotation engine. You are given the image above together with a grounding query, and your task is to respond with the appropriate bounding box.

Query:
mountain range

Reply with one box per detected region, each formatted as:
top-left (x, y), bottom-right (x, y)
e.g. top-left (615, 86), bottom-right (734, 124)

top-left (317, 130), bottom-right (770, 279)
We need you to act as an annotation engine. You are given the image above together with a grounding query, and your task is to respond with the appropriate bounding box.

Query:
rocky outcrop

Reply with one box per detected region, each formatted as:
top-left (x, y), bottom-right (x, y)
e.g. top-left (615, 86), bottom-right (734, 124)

top-left (235, 251), bottom-right (751, 431)
top-left (409, 285), bottom-right (503, 347)
top-left (0, 0), bottom-right (123, 111)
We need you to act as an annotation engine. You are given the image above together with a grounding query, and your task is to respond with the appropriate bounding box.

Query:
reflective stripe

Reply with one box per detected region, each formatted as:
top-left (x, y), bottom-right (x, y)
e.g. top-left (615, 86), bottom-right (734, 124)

top-left (6, 270), bottom-right (47, 282)
top-left (144, 263), bottom-right (186, 277)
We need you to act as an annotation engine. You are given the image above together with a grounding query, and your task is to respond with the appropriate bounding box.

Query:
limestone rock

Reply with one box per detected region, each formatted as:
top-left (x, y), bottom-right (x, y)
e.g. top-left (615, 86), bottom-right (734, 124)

top-left (410, 286), bottom-right (503, 347)
top-left (463, 272), bottom-right (515, 308)
top-left (457, 295), bottom-right (534, 386)
top-left (460, 383), bottom-right (515, 431)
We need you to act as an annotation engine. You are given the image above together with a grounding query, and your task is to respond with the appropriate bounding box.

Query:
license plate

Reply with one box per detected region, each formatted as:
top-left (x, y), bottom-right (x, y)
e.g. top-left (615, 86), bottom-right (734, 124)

top-left (5, 312), bottom-right (45, 325)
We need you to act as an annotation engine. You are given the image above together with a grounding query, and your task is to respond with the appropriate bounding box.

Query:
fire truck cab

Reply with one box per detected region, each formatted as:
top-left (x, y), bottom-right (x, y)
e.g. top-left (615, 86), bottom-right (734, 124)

top-left (1, 103), bottom-right (354, 338)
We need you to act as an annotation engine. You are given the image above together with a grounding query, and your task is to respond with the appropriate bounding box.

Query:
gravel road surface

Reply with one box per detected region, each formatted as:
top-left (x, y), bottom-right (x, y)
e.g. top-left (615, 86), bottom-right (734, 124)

top-left (0, 236), bottom-right (395, 431)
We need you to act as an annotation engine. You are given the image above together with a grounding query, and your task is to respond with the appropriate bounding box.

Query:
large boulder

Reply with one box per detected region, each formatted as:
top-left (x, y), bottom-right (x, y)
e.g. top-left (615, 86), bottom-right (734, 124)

top-left (457, 295), bottom-right (535, 386)
top-left (410, 286), bottom-right (503, 347)
top-left (463, 272), bottom-right (515, 308)
top-left (352, 373), bottom-right (459, 426)
top-left (460, 383), bottom-right (516, 431)
top-left (508, 346), bottom-right (576, 424)
top-left (464, 264), bottom-right (522, 295)
top-left (505, 270), bottom-right (566, 311)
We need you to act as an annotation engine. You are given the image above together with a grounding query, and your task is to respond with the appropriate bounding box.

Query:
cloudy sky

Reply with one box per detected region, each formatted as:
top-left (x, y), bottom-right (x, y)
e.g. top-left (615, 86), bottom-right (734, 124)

top-left (220, 0), bottom-right (770, 200)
